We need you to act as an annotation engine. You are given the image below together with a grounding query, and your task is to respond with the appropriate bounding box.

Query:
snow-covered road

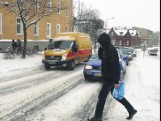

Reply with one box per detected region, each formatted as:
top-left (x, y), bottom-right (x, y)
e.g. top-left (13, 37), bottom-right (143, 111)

top-left (0, 48), bottom-right (160, 121)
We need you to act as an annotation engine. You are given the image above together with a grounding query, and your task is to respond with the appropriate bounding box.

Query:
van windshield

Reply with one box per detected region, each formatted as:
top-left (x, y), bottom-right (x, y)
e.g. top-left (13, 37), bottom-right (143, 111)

top-left (48, 41), bottom-right (73, 49)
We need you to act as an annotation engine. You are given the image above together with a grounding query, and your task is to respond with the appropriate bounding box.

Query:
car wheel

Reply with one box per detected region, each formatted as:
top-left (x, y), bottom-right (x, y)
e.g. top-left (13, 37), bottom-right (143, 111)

top-left (84, 75), bottom-right (91, 81)
top-left (67, 60), bottom-right (75, 71)
top-left (44, 64), bottom-right (50, 70)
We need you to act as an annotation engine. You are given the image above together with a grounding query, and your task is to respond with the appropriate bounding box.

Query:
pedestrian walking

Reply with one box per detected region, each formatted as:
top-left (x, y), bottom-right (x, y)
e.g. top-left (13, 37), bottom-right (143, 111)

top-left (88, 33), bottom-right (137, 121)
top-left (11, 39), bottom-right (17, 52)
top-left (17, 39), bottom-right (22, 53)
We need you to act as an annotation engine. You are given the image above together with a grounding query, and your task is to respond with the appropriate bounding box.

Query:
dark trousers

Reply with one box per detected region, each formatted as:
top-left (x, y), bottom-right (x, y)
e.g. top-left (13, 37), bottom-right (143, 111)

top-left (95, 81), bottom-right (134, 118)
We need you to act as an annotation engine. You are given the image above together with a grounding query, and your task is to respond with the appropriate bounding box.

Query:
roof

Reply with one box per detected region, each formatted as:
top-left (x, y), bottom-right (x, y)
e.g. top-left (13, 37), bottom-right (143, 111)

top-left (111, 29), bottom-right (140, 36)
top-left (114, 30), bottom-right (127, 36)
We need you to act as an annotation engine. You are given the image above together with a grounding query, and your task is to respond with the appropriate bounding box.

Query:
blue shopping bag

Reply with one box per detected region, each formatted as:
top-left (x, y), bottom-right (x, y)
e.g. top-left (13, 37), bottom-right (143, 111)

top-left (113, 80), bottom-right (125, 100)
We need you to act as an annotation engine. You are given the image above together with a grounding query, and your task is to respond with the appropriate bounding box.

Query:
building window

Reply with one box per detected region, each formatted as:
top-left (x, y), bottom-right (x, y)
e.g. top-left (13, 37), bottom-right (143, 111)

top-left (64, 27), bottom-right (68, 32)
top-left (111, 32), bottom-right (114, 36)
top-left (112, 39), bottom-right (115, 45)
top-left (34, 0), bottom-right (40, 7)
top-left (16, 0), bottom-right (26, 4)
top-left (58, 2), bottom-right (61, 14)
top-left (34, 22), bottom-right (39, 36)
top-left (17, 18), bottom-right (23, 35)
top-left (65, 3), bottom-right (68, 17)
top-left (0, 13), bottom-right (2, 34)
top-left (47, 23), bottom-right (51, 38)
top-left (126, 40), bottom-right (129, 46)
top-left (56, 24), bottom-right (61, 33)
top-left (119, 40), bottom-right (122, 45)
top-left (47, 0), bottom-right (52, 12)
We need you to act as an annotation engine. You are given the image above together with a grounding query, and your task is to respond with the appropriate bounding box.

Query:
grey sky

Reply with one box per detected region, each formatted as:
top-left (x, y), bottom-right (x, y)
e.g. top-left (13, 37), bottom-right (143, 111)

top-left (76, 0), bottom-right (160, 32)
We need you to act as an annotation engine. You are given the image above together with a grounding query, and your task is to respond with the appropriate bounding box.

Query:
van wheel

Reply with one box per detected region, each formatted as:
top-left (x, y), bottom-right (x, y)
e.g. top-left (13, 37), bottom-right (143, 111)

top-left (44, 64), bottom-right (50, 70)
top-left (67, 60), bottom-right (75, 70)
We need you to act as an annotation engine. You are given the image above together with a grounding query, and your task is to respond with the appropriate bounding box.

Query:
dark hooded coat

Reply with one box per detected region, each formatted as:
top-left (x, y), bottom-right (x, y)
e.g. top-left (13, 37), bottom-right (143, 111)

top-left (97, 33), bottom-right (120, 84)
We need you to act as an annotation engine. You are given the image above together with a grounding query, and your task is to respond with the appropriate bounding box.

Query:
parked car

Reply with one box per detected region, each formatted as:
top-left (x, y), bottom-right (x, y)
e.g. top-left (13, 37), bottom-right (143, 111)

top-left (83, 50), bottom-right (126, 81)
top-left (148, 47), bottom-right (158, 55)
top-left (123, 48), bottom-right (133, 61)
top-left (124, 47), bottom-right (137, 57)
top-left (117, 48), bottom-right (129, 65)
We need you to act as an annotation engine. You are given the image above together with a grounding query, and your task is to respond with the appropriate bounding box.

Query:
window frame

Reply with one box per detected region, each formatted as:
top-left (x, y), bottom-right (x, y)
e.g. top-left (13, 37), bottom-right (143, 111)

top-left (56, 24), bottom-right (61, 34)
top-left (112, 39), bottom-right (115, 45)
top-left (34, 0), bottom-right (40, 8)
top-left (0, 13), bottom-right (2, 34)
top-left (64, 27), bottom-right (68, 32)
top-left (119, 40), bottom-right (122, 45)
top-left (47, 0), bottom-right (52, 12)
top-left (126, 40), bottom-right (129, 46)
top-left (16, 17), bottom-right (23, 35)
top-left (65, 3), bottom-right (68, 17)
top-left (46, 22), bottom-right (51, 38)
top-left (34, 22), bottom-right (39, 36)
top-left (58, 2), bottom-right (61, 14)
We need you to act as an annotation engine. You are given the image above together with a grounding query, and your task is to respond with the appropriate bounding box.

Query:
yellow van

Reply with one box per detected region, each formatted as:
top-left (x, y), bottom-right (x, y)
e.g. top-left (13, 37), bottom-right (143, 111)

top-left (42, 32), bottom-right (92, 70)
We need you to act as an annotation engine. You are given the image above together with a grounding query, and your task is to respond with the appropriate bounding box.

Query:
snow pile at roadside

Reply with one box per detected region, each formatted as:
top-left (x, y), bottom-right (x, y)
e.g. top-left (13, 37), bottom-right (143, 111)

top-left (0, 53), bottom-right (43, 76)
top-left (106, 50), bottom-right (160, 121)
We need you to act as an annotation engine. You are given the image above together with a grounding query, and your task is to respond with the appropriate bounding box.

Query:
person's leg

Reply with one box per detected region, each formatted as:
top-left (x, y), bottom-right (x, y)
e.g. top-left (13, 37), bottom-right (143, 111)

top-left (118, 98), bottom-right (137, 119)
top-left (94, 81), bottom-right (113, 118)
top-left (110, 87), bottom-right (137, 120)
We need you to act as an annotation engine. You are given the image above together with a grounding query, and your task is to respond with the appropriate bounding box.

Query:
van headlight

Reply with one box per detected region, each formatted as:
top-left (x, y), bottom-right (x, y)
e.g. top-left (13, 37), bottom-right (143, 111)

top-left (85, 65), bottom-right (93, 70)
top-left (62, 54), bottom-right (67, 60)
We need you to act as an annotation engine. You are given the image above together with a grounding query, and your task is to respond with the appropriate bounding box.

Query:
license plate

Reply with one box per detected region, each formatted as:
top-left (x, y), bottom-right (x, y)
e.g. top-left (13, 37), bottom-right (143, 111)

top-left (48, 60), bottom-right (56, 64)
top-left (86, 71), bottom-right (91, 75)
top-left (94, 73), bottom-right (101, 77)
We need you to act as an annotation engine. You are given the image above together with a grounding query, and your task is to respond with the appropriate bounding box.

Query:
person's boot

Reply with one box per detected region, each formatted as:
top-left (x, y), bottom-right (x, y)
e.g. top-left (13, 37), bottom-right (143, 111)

top-left (127, 109), bottom-right (137, 120)
top-left (88, 117), bottom-right (102, 121)
top-left (119, 98), bottom-right (137, 120)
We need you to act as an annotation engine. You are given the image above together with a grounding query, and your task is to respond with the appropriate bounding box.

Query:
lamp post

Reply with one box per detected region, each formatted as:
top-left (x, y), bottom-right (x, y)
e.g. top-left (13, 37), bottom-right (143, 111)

top-left (105, 17), bottom-right (114, 30)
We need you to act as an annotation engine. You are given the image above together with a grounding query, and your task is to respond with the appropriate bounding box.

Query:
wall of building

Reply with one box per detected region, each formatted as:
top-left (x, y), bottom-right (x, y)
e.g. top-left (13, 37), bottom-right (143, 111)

top-left (0, 0), bottom-right (73, 51)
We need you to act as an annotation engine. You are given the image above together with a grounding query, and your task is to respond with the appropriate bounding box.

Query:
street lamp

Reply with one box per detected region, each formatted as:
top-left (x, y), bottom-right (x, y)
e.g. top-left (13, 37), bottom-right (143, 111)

top-left (105, 17), bottom-right (114, 30)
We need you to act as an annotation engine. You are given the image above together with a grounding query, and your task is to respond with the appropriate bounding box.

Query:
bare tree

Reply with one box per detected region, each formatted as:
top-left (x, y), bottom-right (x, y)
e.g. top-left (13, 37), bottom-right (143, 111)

top-left (73, 3), bottom-right (104, 50)
top-left (0, 0), bottom-right (67, 58)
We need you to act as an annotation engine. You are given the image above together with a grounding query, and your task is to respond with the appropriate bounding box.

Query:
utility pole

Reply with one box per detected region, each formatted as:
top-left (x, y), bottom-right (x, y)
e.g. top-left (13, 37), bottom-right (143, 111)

top-left (78, 0), bottom-right (80, 19)
top-left (103, 17), bottom-right (114, 31)
top-left (106, 17), bottom-right (114, 30)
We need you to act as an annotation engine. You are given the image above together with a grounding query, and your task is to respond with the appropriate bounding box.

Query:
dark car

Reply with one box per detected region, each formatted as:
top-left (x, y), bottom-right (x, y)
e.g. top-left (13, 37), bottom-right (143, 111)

top-left (125, 47), bottom-right (137, 57)
top-left (83, 51), bottom-right (126, 81)
top-left (117, 48), bottom-right (129, 65)
top-left (124, 48), bottom-right (134, 60)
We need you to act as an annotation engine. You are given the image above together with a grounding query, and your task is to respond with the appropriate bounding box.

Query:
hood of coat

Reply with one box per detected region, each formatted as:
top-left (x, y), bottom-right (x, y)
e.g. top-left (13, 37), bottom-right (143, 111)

top-left (97, 33), bottom-right (111, 49)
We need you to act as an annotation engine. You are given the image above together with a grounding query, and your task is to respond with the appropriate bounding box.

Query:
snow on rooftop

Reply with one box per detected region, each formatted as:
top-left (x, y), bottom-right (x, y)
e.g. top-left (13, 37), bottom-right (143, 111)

top-left (112, 29), bottom-right (139, 36)
top-left (114, 29), bottom-right (127, 36)
top-left (129, 29), bottom-right (138, 36)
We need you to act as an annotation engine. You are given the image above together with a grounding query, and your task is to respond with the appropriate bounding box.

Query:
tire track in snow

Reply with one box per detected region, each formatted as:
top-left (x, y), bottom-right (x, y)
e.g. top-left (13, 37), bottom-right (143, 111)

top-left (0, 65), bottom-right (84, 95)
top-left (0, 72), bottom-right (84, 121)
